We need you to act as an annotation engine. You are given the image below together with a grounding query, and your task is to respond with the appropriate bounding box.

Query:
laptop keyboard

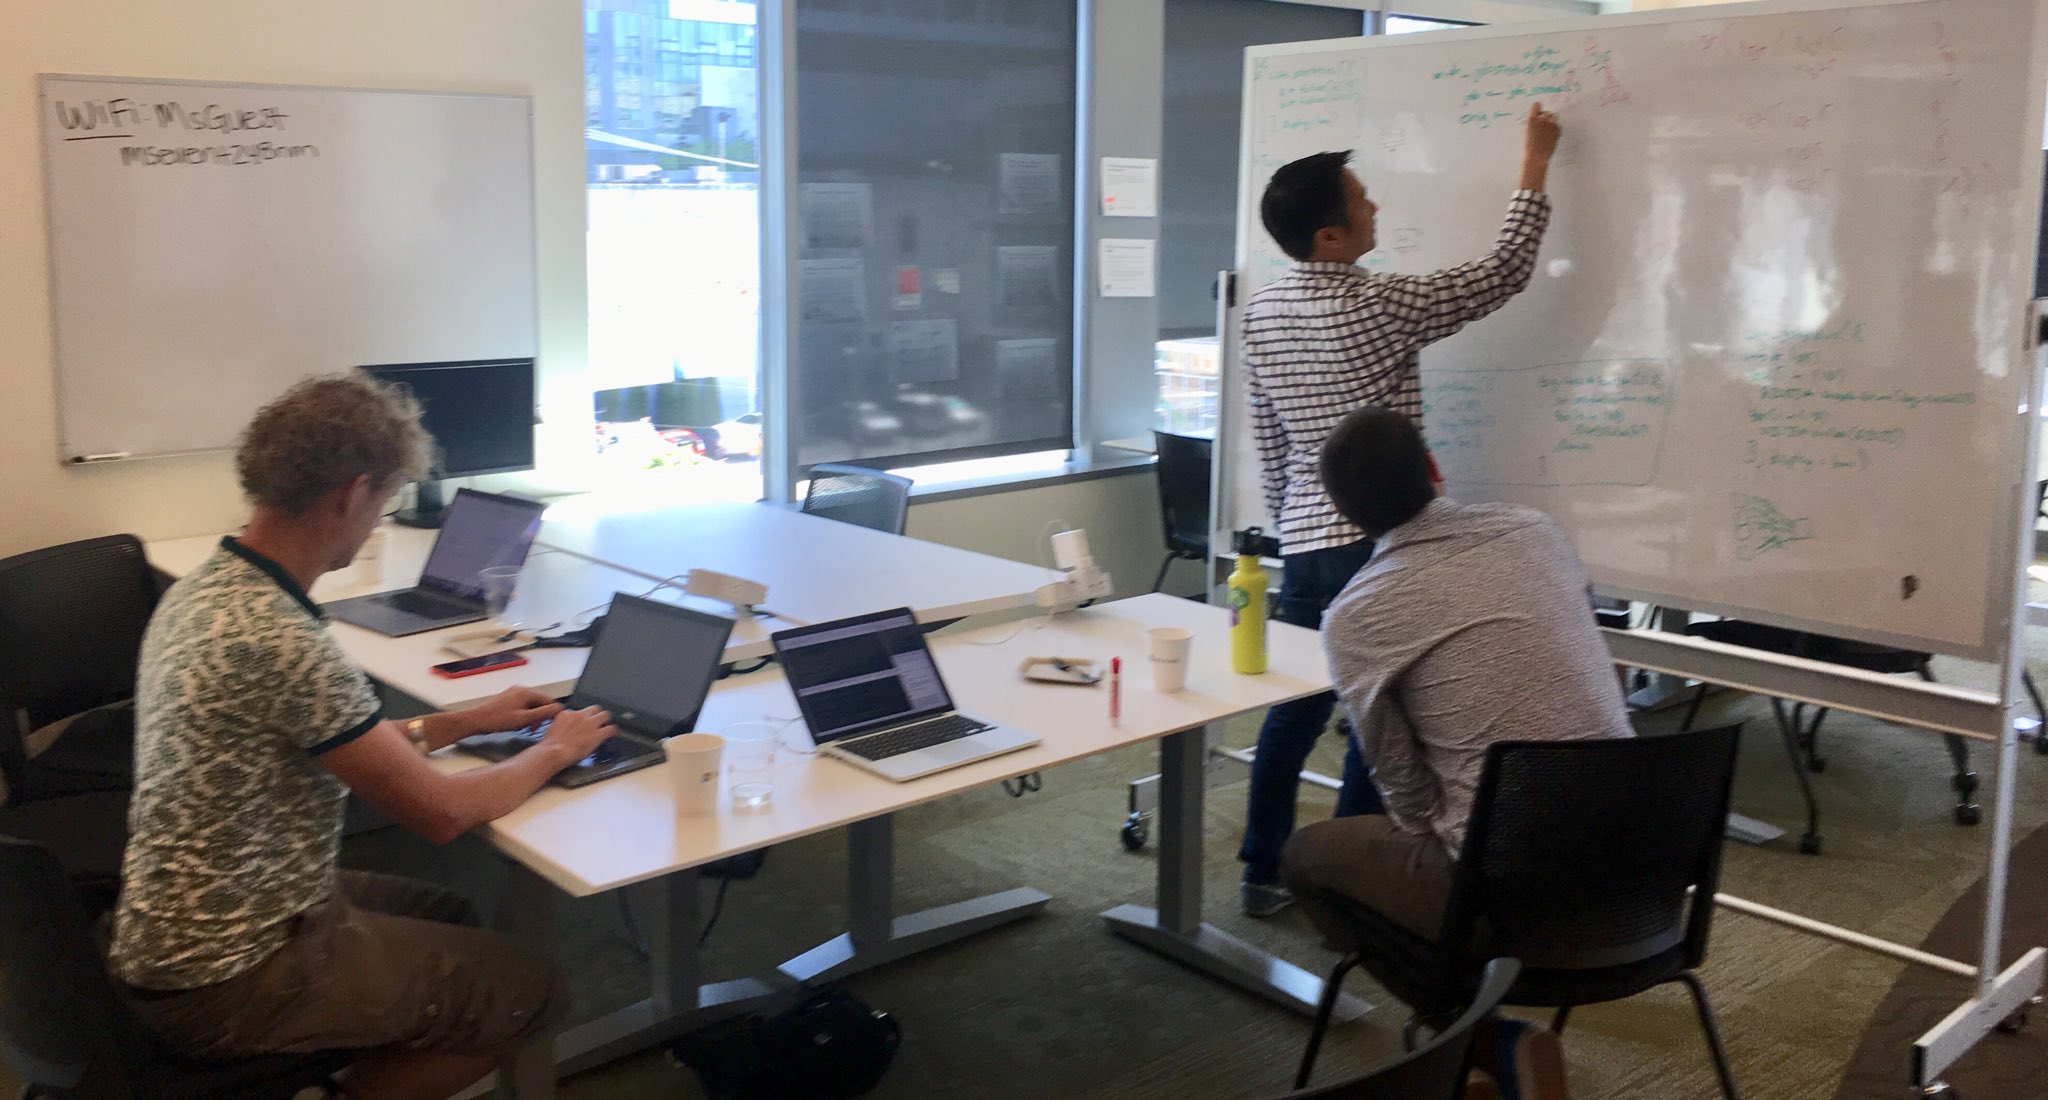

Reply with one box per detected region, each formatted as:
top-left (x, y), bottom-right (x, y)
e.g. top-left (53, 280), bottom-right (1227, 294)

top-left (382, 588), bottom-right (473, 618)
top-left (840, 714), bottom-right (993, 762)
top-left (482, 724), bottom-right (643, 768)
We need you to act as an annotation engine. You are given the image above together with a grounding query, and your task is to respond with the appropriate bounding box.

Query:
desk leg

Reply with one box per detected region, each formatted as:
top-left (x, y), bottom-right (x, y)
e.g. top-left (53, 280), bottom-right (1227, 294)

top-left (462, 864), bottom-right (785, 1100)
top-left (779, 814), bottom-right (1051, 984)
top-left (1102, 726), bottom-right (1370, 1022)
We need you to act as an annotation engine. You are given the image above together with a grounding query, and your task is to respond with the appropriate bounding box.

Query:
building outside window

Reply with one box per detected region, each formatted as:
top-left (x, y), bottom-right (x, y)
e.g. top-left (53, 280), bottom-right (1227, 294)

top-left (585, 0), bottom-right (764, 501)
top-left (792, 0), bottom-right (1078, 474)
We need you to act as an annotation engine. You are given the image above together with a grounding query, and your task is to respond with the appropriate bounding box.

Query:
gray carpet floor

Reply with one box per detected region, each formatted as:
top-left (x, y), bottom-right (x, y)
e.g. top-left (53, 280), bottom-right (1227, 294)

top-left (10, 645), bottom-right (2048, 1098)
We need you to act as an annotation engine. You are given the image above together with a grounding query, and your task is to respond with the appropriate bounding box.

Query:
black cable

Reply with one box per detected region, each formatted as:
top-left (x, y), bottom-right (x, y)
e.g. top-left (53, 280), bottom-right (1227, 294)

top-left (1001, 771), bottom-right (1043, 798)
top-left (699, 876), bottom-right (734, 944)
top-left (719, 656), bottom-right (774, 680)
top-left (616, 875), bottom-right (738, 954)
top-left (618, 892), bottom-right (649, 959)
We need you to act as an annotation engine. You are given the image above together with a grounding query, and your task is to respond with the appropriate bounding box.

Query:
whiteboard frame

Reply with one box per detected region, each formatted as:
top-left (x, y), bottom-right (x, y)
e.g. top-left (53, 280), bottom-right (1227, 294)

top-left (38, 73), bottom-right (541, 464)
top-left (1222, 0), bottom-right (2048, 665)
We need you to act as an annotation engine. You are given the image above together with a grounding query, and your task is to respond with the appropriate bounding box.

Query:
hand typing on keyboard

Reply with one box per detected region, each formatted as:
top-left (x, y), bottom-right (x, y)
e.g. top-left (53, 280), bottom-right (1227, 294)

top-left (535, 705), bottom-right (615, 765)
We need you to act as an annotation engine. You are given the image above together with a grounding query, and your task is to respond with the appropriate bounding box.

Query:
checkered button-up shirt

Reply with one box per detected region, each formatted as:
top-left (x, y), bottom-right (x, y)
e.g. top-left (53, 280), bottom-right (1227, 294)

top-left (1243, 190), bottom-right (1551, 555)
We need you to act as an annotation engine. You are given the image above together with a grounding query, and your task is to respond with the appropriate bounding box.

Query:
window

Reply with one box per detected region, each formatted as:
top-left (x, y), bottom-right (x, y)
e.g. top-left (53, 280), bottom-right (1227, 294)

top-left (1386, 15), bottom-right (1476, 34)
top-left (791, 0), bottom-right (1079, 473)
top-left (585, 0), bottom-right (764, 503)
top-left (1155, 0), bottom-right (1369, 437)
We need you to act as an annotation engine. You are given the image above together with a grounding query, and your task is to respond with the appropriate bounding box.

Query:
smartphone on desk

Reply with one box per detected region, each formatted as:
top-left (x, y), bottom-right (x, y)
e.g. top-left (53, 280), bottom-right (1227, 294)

top-left (431, 651), bottom-right (530, 679)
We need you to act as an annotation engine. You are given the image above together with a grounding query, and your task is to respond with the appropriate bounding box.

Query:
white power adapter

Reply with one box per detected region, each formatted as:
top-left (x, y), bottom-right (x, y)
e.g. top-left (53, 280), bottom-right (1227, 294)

top-left (684, 568), bottom-right (769, 611)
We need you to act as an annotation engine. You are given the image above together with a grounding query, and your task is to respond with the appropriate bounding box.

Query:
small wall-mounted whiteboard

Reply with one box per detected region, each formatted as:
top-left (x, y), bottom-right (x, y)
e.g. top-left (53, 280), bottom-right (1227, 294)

top-left (1226, 0), bottom-right (2048, 660)
top-left (40, 74), bottom-right (537, 461)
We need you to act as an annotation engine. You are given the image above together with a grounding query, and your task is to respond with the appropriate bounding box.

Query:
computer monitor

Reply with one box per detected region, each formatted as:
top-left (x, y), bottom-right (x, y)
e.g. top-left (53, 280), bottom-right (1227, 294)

top-left (361, 358), bottom-right (536, 528)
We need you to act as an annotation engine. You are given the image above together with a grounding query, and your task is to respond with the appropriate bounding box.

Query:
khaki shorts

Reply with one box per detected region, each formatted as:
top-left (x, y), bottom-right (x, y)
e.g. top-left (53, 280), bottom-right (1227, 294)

top-left (125, 870), bottom-right (569, 1060)
top-left (1282, 814), bottom-right (1456, 949)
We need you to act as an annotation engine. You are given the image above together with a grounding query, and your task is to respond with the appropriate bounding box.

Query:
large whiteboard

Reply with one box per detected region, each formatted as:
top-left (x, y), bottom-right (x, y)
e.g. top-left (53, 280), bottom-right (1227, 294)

top-left (1226, 0), bottom-right (2048, 660)
top-left (41, 75), bottom-right (537, 461)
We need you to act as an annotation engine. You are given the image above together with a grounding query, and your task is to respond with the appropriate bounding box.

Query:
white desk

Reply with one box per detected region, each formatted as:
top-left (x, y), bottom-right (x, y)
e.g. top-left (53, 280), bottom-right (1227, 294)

top-left (537, 501), bottom-right (1057, 628)
top-left (451, 595), bottom-right (1358, 1098)
top-left (144, 530), bottom-right (714, 707)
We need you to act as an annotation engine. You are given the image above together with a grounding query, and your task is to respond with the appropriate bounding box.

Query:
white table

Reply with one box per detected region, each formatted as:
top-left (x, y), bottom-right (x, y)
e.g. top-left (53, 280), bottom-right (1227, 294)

top-left (452, 594), bottom-right (1361, 1098)
top-left (144, 530), bottom-right (739, 706)
top-left (537, 500), bottom-right (1058, 628)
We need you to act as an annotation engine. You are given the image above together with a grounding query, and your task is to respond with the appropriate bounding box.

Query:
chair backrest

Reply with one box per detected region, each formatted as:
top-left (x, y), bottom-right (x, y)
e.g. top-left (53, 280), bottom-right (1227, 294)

top-left (0, 834), bottom-right (142, 1094)
top-left (1444, 726), bottom-right (1742, 973)
top-left (801, 464), bottom-right (915, 536)
top-left (0, 535), bottom-right (162, 785)
top-left (1152, 430), bottom-right (1212, 554)
top-left (1280, 958), bottom-right (1521, 1100)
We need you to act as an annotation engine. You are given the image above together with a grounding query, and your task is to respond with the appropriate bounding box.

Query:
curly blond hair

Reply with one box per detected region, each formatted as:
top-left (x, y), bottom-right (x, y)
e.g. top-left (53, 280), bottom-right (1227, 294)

top-left (236, 373), bottom-right (435, 515)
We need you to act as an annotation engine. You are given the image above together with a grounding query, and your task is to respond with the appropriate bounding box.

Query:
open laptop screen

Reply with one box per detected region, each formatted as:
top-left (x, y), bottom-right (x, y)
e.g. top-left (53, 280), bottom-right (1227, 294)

top-left (574, 594), bottom-right (734, 735)
top-left (417, 489), bottom-right (546, 601)
top-left (773, 608), bottom-right (954, 742)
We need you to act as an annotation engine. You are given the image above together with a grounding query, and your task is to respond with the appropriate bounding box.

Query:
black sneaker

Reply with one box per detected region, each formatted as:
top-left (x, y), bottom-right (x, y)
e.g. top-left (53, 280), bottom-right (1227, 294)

top-left (1241, 880), bottom-right (1295, 918)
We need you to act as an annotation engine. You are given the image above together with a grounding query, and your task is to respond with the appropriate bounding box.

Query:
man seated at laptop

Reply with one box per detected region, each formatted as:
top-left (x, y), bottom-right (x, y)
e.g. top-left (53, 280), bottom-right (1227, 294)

top-left (109, 374), bottom-right (618, 1100)
top-left (1281, 407), bottom-right (1634, 945)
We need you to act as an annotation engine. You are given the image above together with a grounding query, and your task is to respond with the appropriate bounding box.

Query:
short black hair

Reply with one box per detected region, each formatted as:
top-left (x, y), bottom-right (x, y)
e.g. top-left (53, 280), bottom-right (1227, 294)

top-left (1261, 151), bottom-right (1353, 262)
top-left (1320, 407), bottom-right (1437, 539)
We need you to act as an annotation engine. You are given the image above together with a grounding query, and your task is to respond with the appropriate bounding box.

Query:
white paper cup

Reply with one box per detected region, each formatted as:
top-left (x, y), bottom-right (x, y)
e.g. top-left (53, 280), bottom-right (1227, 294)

top-left (664, 733), bottom-right (724, 815)
top-left (1149, 627), bottom-right (1192, 693)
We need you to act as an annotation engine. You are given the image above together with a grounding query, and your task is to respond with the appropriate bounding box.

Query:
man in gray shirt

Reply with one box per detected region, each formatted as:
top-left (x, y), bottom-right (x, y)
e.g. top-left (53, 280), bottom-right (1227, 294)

top-left (1282, 407), bottom-right (1633, 945)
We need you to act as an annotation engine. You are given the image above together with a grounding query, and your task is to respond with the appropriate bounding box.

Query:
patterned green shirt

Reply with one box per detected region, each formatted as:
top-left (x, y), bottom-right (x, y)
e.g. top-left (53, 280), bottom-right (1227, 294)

top-left (110, 539), bottom-right (382, 990)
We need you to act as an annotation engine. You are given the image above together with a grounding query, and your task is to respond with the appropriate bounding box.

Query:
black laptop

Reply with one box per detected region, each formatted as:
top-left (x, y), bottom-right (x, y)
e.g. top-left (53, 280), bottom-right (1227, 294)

top-left (324, 488), bottom-right (546, 637)
top-left (457, 593), bottom-right (735, 788)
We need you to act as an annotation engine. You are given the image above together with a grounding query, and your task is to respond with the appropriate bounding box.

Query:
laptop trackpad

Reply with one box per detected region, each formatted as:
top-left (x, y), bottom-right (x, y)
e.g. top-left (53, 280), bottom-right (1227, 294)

top-left (923, 737), bottom-right (985, 764)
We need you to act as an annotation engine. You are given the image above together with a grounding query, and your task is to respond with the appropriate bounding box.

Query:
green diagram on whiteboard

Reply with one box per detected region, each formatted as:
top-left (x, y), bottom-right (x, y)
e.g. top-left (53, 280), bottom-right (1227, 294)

top-left (1732, 494), bottom-right (1814, 561)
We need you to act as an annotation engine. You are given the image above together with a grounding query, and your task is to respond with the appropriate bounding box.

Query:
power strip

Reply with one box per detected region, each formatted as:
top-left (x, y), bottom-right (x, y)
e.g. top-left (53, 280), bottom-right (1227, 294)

top-left (684, 568), bottom-right (768, 610)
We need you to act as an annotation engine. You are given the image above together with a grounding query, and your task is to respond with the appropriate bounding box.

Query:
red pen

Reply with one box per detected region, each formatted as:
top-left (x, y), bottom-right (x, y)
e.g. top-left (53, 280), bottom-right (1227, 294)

top-left (1110, 657), bottom-right (1122, 725)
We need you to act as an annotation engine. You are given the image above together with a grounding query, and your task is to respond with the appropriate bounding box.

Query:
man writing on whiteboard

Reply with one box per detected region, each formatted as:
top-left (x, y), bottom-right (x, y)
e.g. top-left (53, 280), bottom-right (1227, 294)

top-left (1236, 102), bottom-right (1560, 917)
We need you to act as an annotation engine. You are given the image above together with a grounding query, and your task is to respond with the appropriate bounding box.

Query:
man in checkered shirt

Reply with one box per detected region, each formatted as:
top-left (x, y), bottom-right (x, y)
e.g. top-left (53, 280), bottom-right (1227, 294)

top-left (1236, 103), bottom-right (1560, 918)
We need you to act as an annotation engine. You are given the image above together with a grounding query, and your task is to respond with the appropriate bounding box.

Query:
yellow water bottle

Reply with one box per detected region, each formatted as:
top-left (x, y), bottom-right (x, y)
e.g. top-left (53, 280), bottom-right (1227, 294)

top-left (1227, 528), bottom-right (1268, 675)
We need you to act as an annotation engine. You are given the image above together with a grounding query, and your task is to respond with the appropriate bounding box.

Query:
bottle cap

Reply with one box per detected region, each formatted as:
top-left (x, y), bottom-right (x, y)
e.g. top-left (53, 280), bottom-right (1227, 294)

top-left (1233, 527), bottom-right (1264, 556)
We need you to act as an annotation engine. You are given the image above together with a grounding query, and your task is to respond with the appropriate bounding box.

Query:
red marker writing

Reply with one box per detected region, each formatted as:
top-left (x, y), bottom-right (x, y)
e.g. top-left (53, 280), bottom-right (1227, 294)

top-left (1110, 657), bottom-right (1121, 725)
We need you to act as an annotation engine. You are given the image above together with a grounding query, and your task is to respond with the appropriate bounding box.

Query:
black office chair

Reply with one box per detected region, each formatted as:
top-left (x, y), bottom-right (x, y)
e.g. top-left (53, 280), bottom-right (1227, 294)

top-left (1280, 958), bottom-right (1520, 1097)
top-left (1296, 727), bottom-right (1745, 1100)
top-left (1677, 620), bottom-right (1981, 856)
top-left (801, 464), bottom-right (915, 536)
top-left (1151, 430), bottom-right (1212, 594)
top-left (0, 534), bottom-right (162, 803)
top-left (0, 835), bottom-right (355, 1099)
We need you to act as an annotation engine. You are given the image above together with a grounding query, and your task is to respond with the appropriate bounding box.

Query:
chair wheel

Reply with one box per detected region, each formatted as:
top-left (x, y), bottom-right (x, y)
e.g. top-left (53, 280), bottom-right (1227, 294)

top-left (1997, 1007), bottom-right (2028, 1033)
top-left (1120, 814), bottom-right (1149, 852)
top-left (1799, 833), bottom-right (1823, 856)
top-left (1955, 803), bottom-right (1982, 826)
top-left (1953, 772), bottom-right (1979, 797)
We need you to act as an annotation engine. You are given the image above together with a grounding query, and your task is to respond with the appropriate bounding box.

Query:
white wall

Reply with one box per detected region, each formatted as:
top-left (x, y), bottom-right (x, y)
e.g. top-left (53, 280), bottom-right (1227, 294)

top-left (908, 470), bottom-right (1169, 603)
top-left (0, 0), bottom-right (586, 557)
top-left (0, 1), bottom-right (1168, 590)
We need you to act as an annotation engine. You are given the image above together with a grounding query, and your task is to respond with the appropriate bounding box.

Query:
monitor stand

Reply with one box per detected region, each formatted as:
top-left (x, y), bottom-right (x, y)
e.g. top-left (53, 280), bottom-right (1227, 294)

top-left (391, 479), bottom-right (448, 529)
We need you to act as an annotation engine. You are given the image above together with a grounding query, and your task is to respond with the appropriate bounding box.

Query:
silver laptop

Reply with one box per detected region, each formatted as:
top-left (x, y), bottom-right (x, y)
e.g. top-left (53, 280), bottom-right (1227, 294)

top-left (457, 593), bottom-right (735, 788)
top-left (771, 607), bottom-right (1038, 782)
top-left (325, 489), bottom-right (545, 637)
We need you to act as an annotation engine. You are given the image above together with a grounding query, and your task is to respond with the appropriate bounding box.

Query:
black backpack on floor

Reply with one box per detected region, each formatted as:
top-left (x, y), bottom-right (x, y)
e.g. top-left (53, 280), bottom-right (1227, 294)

top-left (671, 986), bottom-right (900, 1100)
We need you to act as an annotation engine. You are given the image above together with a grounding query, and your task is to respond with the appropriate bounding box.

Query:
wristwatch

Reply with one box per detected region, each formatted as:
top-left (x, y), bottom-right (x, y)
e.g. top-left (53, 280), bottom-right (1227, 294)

top-left (404, 717), bottom-right (431, 756)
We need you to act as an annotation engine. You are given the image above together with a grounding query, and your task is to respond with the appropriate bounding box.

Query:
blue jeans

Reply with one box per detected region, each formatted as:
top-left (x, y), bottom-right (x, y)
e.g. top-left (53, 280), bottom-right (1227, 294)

top-left (1238, 538), bottom-right (1384, 885)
